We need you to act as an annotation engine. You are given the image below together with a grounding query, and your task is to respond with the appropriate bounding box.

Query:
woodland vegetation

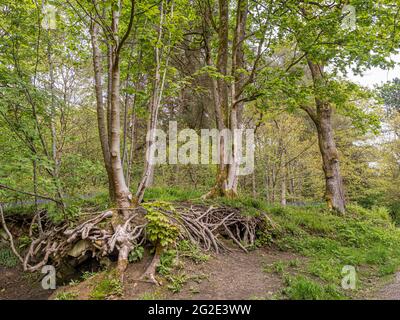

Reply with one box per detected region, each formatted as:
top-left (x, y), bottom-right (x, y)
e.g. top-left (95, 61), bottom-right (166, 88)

top-left (1, 0), bottom-right (400, 300)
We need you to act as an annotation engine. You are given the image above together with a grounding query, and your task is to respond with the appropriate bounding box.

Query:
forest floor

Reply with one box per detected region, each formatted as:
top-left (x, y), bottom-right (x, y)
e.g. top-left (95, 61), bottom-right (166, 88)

top-left (2, 189), bottom-right (400, 300)
top-left (0, 266), bottom-right (52, 300)
top-left (0, 247), bottom-right (399, 300)
top-left (46, 247), bottom-right (290, 300)
top-left (123, 247), bottom-right (292, 300)
top-left (372, 272), bottom-right (400, 300)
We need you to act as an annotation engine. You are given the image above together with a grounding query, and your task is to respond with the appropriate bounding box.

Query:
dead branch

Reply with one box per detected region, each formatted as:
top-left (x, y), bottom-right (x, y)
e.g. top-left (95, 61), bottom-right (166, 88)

top-left (0, 204), bottom-right (24, 263)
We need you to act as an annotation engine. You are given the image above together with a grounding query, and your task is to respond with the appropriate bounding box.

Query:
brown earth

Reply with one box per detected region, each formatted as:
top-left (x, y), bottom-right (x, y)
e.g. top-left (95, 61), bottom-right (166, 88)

top-left (0, 266), bottom-right (52, 300)
top-left (123, 247), bottom-right (294, 300)
top-left (372, 272), bottom-right (400, 300)
top-left (1, 247), bottom-right (399, 300)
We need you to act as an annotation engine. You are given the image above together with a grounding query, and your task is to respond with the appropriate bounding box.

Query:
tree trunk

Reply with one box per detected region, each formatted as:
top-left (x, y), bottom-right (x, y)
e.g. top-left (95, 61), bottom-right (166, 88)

top-left (107, 44), bottom-right (113, 149)
top-left (226, 0), bottom-right (248, 196)
top-left (47, 35), bottom-right (65, 212)
top-left (201, 0), bottom-right (228, 199)
top-left (125, 108), bottom-right (136, 188)
top-left (109, 6), bottom-right (132, 215)
top-left (316, 105), bottom-right (346, 213)
top-left (136, 0), bottom-right (171, 203)
top-left (288, 163), bottom-right (295, 198)
top-left (252, 169), bottom-right (256, 198)
top-left (280, 178), bottom-right (286, 206)
top-left (280, 151), bottom-right (287, 206)
top-left (271, 166), bottom-right (276, 203)
top-left (90, 21), bottom-right (115, 201)
top-left (214, 0), bottom-right (229, 197)
top-left (121, 41), bottom-right (136, 170)
top-left (125, 49), bottom-right (143, 187)
top-left (305, 60), bottom-right (346, 213)
top-left (87, 0), bottom-right (138, 280)
top-left (203, 0), bottom-right (248, 199)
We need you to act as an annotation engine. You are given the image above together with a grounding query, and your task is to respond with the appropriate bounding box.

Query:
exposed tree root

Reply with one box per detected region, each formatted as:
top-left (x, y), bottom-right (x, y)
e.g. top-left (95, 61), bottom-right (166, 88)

top-left (156, 204), bottom-right (265, 252)
top-left (1, 202), bottom-right (268, 285)
top-left (139, 243), bottom-right (163, 285)
top-left (0, 204), bottom-right (24, 264)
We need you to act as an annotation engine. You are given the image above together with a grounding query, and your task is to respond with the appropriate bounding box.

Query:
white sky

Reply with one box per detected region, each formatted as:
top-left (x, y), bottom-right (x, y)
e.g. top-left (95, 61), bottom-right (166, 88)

top-left (345, 54), bottom-right (400, 88)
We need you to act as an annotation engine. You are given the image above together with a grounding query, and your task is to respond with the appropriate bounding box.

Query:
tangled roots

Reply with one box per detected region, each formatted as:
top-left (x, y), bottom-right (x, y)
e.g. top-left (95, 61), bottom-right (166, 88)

top-left (2, 203), bottom-right (268, 282)
top-left (155, 204), bottom-right (266, 253)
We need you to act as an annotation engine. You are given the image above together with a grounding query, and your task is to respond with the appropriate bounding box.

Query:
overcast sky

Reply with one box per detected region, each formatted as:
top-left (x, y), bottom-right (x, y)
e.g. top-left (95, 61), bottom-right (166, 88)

top-left (346, 54), bottom-right (400, 88)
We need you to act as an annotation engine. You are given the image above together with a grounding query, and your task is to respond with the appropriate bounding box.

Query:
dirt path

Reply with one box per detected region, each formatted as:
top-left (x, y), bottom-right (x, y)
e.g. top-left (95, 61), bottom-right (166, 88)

top-left (163, 249), bottom-right (286, 300)
top-left (0, 266), bottom-right (52, 300)
top-left (3, 247), bottom-right (399, 300)
top-left (373, 273), bottom-right (400, 300)
top-left (123, 248), bottom-right (296, 300)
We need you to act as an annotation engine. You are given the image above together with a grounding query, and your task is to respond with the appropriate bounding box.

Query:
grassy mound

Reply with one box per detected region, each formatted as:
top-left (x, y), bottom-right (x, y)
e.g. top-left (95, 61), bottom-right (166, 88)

top-left (254, 203), bottom-right (399, 299)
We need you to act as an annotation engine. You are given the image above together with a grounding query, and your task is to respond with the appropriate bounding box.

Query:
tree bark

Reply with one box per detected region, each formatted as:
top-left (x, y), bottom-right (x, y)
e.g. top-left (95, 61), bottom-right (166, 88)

top-left (136, 0), bottom-right (171, 203)
top-left (125, 47), bottom-right (144, 186)
top-left (202, 0), bottom-right (248, 199)
top-left (315, 105), bottom-right (346, 213)
top-left (47, 33), bottom-right (66, 213)
top-left (201, 1), bottom-right (228, 198)
top-left (204, 0), bottom-right (248, 198)
top-left (280, 151), bottom-right (287, 206)
top-left (109, 4), bottom-right (133, 215)
top-left (90, 21), bottom-right (115, 201)
top-left (135, 4), bottom-right (164, 203)
top-left (202, 0), bottom-right (234, 198)
top-left (305, 60), bottom-right (346, 213)
top-left (226, 0), bottom-right (248, 196)
top-left (252, 169), bottom-right (256, 198)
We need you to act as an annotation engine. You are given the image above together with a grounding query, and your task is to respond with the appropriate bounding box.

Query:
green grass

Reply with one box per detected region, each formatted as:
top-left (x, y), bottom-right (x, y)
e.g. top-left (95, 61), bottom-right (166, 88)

top-left (0, 247), bottom-right (18, 268)
top-left (263, 261), bottom-right (287, 275)
top-left (69, 192), bottom-right (111, 211)
top-left (177, 240), bottom-right (210, 264)
top-left (138, 291), bottom-right (163, 300)
top-left (144, 187), bottom-right (203, 202)
top-left (81, 271), bottom-right (97, 281)
top-left (89, 275), bottom-right (123, 300)
top-left (136, 187), bottom-right (400, 299)
top-left (265, 204), bottom-right (400, 298)
top-left (166, 273), bottom-right (187, 293)
top-left (205, 196), bottom-right (272, 217)
top-left (283, 276), bottom-right (345, 300)
top-left (55, 291), bottom-right (79, 300)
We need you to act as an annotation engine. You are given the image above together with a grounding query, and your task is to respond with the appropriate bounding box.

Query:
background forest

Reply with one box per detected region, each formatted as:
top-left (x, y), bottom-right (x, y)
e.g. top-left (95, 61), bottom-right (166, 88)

top-left (1, 0), bottom-right (400, 301)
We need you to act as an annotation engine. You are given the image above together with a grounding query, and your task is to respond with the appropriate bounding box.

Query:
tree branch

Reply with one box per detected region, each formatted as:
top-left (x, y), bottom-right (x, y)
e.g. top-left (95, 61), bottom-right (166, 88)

top-left (300, 105), bottom-right (318, 126)
top-left (116, 0), bottom-right (136, 57)
top-left (0, 183), bottom-right (61, 205)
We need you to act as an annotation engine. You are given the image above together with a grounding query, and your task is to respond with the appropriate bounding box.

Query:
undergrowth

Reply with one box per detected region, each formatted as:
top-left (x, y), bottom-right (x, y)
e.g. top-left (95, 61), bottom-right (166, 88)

top-left (141, 188), bottom-right (400, 300)
top-left (55, 291), bottom-right (79, 300)
top-left (89, 272), bottom-right (123, 300)
top-left (144, 187), bottom-right (203, 202)
top-left (0, 247), bottom-right (18, 268)
top-left (38, 186), bottom-right (400, 300)
top-left (265, 204), bottom-right (400, 299)
top-left (283, 275), bottom-right (345, 300)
